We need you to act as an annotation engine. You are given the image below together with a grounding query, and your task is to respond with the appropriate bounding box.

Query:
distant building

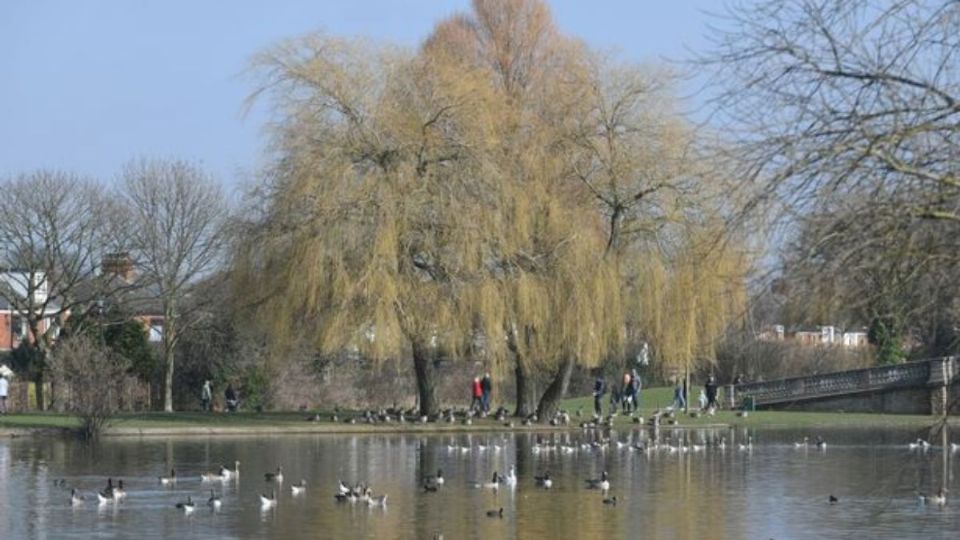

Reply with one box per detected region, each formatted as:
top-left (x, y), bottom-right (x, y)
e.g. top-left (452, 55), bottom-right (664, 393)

top-left (759, 323), bottom-right (870, 348)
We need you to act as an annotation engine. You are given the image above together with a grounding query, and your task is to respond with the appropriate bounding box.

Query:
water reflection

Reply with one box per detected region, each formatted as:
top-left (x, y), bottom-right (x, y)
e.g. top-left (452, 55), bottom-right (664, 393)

top-left (0, 426), bottom-right (956, 539)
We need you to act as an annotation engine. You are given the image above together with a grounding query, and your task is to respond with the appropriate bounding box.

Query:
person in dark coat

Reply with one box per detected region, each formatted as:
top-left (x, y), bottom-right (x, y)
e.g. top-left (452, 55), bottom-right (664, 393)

top-left (705, 375), bottom-right (719, 410)
top-left (593, 376), bottom-right (606, 417)
top-left (225, 384), bottom-right (239, 412)
top-left (480, 372), bottom-right (493, 413)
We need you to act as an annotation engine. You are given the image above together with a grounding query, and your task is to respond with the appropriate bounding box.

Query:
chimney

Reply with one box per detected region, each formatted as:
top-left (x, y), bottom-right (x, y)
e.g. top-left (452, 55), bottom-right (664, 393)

top-left (102, 252), bottom-right (135, 283)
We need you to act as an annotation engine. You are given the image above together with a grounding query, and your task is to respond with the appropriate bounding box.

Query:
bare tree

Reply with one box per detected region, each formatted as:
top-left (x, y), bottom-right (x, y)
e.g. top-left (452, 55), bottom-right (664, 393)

top-left (49, 334), bottom-right (128, 439)
top-left (0, 171), bottom-right (127, 409)
top-left (120, 159), bottom-right (230, 412)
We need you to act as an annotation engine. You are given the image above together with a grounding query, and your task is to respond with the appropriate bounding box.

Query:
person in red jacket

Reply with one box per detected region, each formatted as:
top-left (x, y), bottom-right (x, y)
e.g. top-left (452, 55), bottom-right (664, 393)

top-left (471, 377), bottom-right (483, 412)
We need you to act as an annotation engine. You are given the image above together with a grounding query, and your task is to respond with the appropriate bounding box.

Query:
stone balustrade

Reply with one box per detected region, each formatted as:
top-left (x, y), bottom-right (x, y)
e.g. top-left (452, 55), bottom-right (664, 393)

top-left (728, 357), bottom-right (957, 412)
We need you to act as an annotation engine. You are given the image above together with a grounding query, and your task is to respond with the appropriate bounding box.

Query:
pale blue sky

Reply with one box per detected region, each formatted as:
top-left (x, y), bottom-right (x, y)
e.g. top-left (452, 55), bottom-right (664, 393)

top-left (1, 1), bottom-right (720, 188)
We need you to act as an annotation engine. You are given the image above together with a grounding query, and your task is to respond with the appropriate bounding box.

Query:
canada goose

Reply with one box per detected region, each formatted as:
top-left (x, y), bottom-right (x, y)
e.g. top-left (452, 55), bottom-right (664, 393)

top-left (794, 437), bottom-right (809, 448)
top-left (815, 436), bottom-right (827, 450)
top-left (738, 436), bottom-right (753, 451)
top-left (602, 496), bottom-right (618, 506)
top-left (829, 495), bottom-right (838, 504)
top-left (201, 470), bottom-right (222, 482)
top-left (97, 479), bottom-right (115, 504)
top-left (260, 490), bottom-right (278, 508)
top-left (291, 479), bottom-right (307, 495)
top-left (264, 466), bottom-right (284, 483)
top-left (950, 442), bottom-right (959, 452)
top-left (222, 461), bottom-right (240, 480)
top-left (586, 471), bottom-right (610, 491)
top-left (504, 466), bottom-right (517, 488)
top-left (159, 468), bottom-right (177, 485)
top-left (919, 488), bottom-right (947, 506)
top-left (535, 472), bottom-right (553, 489)
top-left (337, 479), bottom-right (352, 495)
top-left (70, 488), bottom-right (84, 506)
top-left (175, 496), bottom-right (195, 513)
top-left (482, 472), bottom-right (501, 489)
top-left (486, 507), bottom-right (504, 518)
top-left (113, 480), bottom-right (127, 500)
top-left (208, 490), bottom-right (222, 510)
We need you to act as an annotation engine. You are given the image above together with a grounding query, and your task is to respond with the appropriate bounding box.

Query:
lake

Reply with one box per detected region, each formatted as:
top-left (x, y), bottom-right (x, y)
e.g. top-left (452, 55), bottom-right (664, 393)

top-left (0, 426), bottom-right (957, 539)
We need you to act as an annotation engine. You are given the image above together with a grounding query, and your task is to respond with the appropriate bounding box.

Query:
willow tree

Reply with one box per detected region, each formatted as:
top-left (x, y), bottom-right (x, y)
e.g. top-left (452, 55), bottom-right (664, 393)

top-left (238, 35), bottom-right (507, 416)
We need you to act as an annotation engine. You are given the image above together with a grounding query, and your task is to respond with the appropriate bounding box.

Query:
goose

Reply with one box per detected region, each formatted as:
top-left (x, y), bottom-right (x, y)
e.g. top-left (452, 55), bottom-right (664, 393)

top-left (260, 490), bottom-right (278, 509)
top-left (504, 466), bottom-right (518, 488)
top-left (264, 466), bottom-right (284, 483)
top-left (70, 488), bottom-right (84, 506)
top-left (159, 468), bottom-right (177, 486)
top-left (794, 437), bottom-right (809, 448)
top-left (176, 496), bottom-right (196, 514)
top-left (365, 489), bottom-right (387, 507)
top-left (738, 436), bottom-right (753, 452)
top-left (97, 479), bottom-right (115, 504)
top-left (113, 480), bottom-right (127, 500)
top-left (486, 507), bottom-right (504, 518)
top-left (470, 472), bottom-right (501, 489)
top-left (586, 471), bottom-right (610, 491)
top-left (208, 490), bottom-right (222, 510)
top-left (534, 472), bottom-right (553, 489)
top-left (815, 436), bottom-right (827, 450)
top-left (201, 470), bottom-right (223, 482)
top-left (337, 479), bottom-right (352, 495)
top-left (423, 469), bottom-right (445, 488)
top-left (918, 488), bottom-right (947, 506)
top-left (829, 495), bottom-right (838, 504)
top-left (602, 496), bottom-right (618, 506)
top-left (291, 479), bottom-right (308, 495)
top-left (950, 442), bottom-right (959, 452)
top-left (718, 437), bottom-right (727, 450)
top-left (334, 491), bottom-right (358, 503)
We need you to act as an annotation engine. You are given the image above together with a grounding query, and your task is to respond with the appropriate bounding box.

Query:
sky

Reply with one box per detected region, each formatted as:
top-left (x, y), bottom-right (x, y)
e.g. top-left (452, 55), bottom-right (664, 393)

top-left (1, 1), bottom-right (720, 189)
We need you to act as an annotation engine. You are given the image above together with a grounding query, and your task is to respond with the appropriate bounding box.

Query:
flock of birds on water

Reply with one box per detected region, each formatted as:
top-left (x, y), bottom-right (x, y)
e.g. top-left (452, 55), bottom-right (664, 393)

top-left (55, 432), bottom-right (957, 520)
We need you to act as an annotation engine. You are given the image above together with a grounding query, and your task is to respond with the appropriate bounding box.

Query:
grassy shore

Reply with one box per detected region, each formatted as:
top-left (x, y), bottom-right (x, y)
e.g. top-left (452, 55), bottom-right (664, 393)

top-left (0, 386), bottom-right (953, 437)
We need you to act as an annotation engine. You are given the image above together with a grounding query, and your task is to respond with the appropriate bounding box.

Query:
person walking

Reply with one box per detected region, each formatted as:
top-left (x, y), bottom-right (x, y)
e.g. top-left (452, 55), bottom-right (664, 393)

top-left (471, 377), bottom-right (483, 413)
top-left (705, 375), bottom-right (719, 411)
top-left (0, 373), bottom-right (8, 415)
top-left (480, 372), bottom-right (493, 414)
top-left (672, 379), bottom-right (686, 410)
top-left (593, 375), bottom-right (606, 417)
top-left (630, 368), bottom-right (642, 413)
top-left (621, 372), bottom-right (633, 413)
top-left (201, 380), bottom-right (212, 412)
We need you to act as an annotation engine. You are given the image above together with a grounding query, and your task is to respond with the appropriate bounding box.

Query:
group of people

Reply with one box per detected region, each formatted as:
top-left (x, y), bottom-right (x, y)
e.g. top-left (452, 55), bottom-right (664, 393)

top-left (200, 380), bottom-right (240, 413)
top-left (672, 375), bottom-right (722, 412)
top-left (470, 372), bottom-right (493, 414)
top-left (593, 369), bottom-right (642, 417)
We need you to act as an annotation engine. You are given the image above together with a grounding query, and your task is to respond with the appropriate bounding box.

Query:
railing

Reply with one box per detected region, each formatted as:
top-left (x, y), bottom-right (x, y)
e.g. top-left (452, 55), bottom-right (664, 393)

top-left (735, 358), bottom-right (951, 406)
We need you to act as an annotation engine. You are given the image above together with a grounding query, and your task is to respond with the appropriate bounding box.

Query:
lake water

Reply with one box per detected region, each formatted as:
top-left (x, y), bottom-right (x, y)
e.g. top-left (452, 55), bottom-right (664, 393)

top-left (1, 426), bottom-right (958, 539)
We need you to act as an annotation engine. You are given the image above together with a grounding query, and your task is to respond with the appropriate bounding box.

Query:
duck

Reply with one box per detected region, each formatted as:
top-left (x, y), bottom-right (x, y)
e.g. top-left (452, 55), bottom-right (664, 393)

top-left (264, 466), bottom-right (284, 483)
top-left (175, 496), bottom-right (196, 514)
top-left (504, 466), bottom-right (518, 488)
top-left (291, 479), bottom-right (308, 495)
top-left (534, 472), bottom-right (553, 489)
top-left (70, 488), bottom-right (84, 506)
top-left (365, 489), bottom-right (388, 507)
top-left (159, 468), bottom-right (177, 486)
top-left (815, 436), bottom-right (827, 450)
top-left (486, 507), bottom-right (504, 518)
top-left (829, 494), bottom-right (838, 504)
top-left (208, 490), bottom-right (222, 510)
top-left (918, 487), bottom-right (947, 506)
top-left (260, 490), bottom-right (278, 509)
top-left (602, 496), bottom-right (618, 506)
top-left (97, 479), bottom-right (115, 504)
top-left (794, 437), bottom-right (809, 448)
top-left (423, 469), bottom-right (445, 488)
top-left (586, 471), bottom-right (610, 491)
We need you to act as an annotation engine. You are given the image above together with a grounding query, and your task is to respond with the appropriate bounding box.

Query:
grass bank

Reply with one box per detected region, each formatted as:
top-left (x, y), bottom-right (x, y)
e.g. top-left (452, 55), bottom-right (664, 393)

top-left (0, 387), bottom-right (953, 437)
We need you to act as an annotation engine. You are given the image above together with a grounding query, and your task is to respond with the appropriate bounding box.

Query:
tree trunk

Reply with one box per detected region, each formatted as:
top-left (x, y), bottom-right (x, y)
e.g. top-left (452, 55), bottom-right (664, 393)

top-left (35, 370), bottom-right (45, 411)
top-left (162, 302), bottom-right (176, 413)
top-left (412, 340), bottom-right (439, 417)
top-left (514, 361), bottom-right (536, 418)
top-left (536, 357), bottom-right (576, 421)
